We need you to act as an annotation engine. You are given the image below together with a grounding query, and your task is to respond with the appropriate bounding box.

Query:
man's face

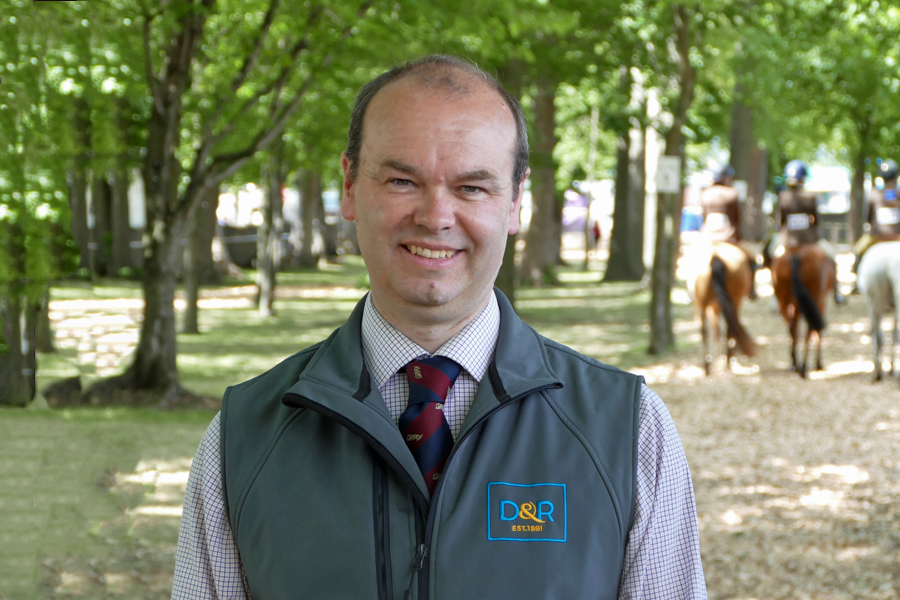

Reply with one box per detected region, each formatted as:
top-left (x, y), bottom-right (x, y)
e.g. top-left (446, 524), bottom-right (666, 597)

top-left (341, 77), bottom-right (525, 325)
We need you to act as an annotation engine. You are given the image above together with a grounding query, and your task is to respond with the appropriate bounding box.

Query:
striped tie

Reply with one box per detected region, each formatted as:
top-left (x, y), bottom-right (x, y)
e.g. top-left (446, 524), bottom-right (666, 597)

top-left (400, 356), bottom-right (461, 495)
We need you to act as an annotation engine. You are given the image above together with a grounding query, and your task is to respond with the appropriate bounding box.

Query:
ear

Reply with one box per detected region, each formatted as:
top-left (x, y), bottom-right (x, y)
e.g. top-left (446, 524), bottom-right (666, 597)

top-left (508, 167), bottom-right (529, 235)
top-left (340, 152), bottom-right (356, 221)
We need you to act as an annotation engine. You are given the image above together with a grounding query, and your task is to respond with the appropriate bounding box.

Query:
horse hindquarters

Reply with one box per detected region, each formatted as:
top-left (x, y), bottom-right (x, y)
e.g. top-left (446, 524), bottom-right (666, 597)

top-left (858, 244), bottom-right (900, 382)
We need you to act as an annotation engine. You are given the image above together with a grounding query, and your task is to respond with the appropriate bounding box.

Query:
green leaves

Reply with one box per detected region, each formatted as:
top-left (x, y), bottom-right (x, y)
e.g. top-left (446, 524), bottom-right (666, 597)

top-left (0, 5), bottom-right (78, 302)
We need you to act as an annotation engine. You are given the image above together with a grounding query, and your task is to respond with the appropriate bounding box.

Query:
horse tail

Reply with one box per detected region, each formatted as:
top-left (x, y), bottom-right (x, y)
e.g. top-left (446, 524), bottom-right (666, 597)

top-left (710, 255), bottom-right (757, 357)
top-left (792, 253), bottom-right (826, 332)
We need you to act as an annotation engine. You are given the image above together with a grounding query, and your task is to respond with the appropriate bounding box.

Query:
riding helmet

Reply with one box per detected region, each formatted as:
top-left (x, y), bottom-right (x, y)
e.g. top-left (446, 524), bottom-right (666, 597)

top-left (879, 159), bottom-right (899, 180)
top-left (784, 160), bottom-right (809, 185)
top-left (712, 163), bottom-right (735, 184)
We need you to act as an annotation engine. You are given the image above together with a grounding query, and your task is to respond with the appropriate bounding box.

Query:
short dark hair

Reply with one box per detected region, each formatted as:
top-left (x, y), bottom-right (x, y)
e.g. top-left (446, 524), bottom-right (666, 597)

top-left (345, 55), bottom-right (529, 195)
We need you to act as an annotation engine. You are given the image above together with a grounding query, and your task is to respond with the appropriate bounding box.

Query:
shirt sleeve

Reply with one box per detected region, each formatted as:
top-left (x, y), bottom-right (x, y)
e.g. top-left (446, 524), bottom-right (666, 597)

top-left (618, 384), bottom-right (707, 599)
top-left (171, 412), bottom-right (250, 600)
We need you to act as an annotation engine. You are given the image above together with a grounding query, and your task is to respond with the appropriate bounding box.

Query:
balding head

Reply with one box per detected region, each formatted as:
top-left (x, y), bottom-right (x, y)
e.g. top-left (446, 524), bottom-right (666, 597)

top-left (345, 55), bottom-right (528, 197)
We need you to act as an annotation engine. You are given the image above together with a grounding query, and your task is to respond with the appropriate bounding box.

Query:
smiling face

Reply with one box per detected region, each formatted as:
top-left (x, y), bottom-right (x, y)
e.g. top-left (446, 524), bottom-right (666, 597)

top-left (341, 75), bottom-right (526, 332)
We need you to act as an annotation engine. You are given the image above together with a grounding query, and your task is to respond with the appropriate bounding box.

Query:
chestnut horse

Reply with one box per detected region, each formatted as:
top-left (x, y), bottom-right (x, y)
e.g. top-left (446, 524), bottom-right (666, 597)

top-left (692, 242), bottom-right (757, 375)
top-left (770, 244), bottom-right (835, 377)
top-left (857, 241), bottom-right (900, 382)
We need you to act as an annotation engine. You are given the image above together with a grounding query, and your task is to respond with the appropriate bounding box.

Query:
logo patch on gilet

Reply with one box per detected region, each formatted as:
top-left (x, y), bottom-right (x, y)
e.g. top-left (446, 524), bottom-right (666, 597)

top-left (487, 482), bottom-right (567, 542)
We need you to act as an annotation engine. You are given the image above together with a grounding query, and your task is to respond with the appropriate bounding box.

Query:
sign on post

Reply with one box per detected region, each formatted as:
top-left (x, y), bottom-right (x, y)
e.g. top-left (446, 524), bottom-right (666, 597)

top-left (656, 156), bottom-right (682, 194)
top-left (733, 180), bottom-right (748, 202)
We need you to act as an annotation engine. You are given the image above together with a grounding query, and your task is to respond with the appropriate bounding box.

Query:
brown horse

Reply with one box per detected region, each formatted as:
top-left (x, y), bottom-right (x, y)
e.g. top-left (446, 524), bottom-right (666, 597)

top-left (770, 244), bottom-right (836, 377)
top-left (692, 242), bottom-right (757, 375)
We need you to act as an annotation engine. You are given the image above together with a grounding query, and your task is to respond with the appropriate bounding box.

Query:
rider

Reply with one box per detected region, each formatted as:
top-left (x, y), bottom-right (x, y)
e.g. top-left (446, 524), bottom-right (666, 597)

top-left (700, 163), bottom-right (759, 299)
top-left (776, 159), bottom-right (845, 304)
top-left (851, 159), bottom-right (900, 291)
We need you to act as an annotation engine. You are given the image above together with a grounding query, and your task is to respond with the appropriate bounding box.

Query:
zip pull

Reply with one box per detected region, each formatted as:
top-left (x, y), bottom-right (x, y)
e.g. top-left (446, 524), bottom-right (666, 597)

top-left (403, 544), bottom-right (428, 600)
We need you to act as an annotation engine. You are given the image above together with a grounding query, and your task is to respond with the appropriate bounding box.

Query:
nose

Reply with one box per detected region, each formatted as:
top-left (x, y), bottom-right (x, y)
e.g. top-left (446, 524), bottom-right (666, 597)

top-left (412, 188), bottom-right (456, 232)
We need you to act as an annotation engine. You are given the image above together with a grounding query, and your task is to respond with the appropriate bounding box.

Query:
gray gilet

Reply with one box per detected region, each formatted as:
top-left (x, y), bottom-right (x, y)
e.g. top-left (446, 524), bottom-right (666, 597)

top-left (222, 290), bottom-right (641, 600)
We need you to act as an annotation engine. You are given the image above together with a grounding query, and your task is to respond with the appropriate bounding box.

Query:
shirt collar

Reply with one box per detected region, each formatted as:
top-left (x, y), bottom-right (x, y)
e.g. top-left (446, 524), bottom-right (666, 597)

top-left (361, 292), bottom-right (500, 389)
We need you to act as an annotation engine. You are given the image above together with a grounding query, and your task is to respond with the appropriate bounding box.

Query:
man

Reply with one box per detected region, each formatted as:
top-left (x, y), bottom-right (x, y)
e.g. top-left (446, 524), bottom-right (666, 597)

top-left (851, 159), bottom-right (900, 290)
top-left (776, 160), bottom-right (844, 304)
top-left (701, 163), bottom-right (759, 298)
top-left (171, 55), bottom-right (706, 600)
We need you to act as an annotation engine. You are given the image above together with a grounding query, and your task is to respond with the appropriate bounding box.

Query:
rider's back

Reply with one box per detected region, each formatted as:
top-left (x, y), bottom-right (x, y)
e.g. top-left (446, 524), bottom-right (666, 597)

top-left (778, 188), bottom-right (819, 246)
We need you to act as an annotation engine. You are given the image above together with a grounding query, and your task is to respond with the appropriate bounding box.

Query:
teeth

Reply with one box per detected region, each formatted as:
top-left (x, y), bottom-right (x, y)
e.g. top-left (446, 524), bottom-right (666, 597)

top-left (408, 245), bottom-right (456, 259)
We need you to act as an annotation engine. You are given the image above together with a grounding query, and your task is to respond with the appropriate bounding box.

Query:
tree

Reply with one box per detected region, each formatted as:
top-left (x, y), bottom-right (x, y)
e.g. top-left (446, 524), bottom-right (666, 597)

top-left (648, 3), bottom-right (700, 354)
top-left (74, 0), bottom-right (377, 404)
top-left (0, 3), bottom-right (79, 404)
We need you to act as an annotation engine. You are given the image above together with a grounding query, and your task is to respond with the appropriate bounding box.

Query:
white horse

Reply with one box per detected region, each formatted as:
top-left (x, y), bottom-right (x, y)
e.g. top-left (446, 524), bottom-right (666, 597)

top-left (857, 241), bottom-right (900, 382)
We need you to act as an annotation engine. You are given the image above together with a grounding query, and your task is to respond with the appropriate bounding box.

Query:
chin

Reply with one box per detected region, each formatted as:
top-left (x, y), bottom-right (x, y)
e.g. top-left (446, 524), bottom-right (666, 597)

top-left (397, 282), bottom-right (458, 308)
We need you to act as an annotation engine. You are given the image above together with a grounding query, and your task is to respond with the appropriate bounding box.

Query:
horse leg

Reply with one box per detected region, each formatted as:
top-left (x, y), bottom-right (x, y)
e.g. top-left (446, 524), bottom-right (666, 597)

top-left (712, 307), bottom-right (724, 373)
top-left (815, 300), bottom-right (826, 372)
top-left (870, 309), bottom-right (883, 382)
top-left (700, 308), bottom-right (711, 376)
top-left (815, 329), bottom-right (824, 371)
top-left (800, 324), bottom-right (812, 379)
top-left (789, 313), bottom-right (800, 373)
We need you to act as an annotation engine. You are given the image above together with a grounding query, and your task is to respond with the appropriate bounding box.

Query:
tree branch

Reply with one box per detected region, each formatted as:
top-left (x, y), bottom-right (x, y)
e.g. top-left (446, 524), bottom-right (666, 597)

top-left (179, 0), bottom-right (375, 214)
top-left (143, 13), bottom-right (165, 116)
top-left (232, 0), bottom-right (281, 94)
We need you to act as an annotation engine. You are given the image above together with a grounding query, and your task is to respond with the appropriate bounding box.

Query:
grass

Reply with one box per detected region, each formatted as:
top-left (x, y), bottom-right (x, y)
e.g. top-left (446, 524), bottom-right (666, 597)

top-left (39, 256), bottom-right (683, 400)
top-left (5, 255), bottom-right (692, 599)
top-left (0, 409), bottom-right (213, 599)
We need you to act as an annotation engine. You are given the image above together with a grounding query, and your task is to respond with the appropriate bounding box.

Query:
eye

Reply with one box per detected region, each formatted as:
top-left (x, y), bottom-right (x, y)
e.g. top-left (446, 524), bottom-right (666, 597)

top-left (390, 178), bottom-right (414, 187)
top-left (461, 185), bottom-right (484, 194)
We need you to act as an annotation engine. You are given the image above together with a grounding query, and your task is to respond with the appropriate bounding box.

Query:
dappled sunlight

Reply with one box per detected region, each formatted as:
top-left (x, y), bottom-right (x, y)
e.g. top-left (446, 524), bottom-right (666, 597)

top-left (115, 458), bottom-right (191, 520)
top-left (129, 505), bottom-right (183, 517)
top-left (836, 546), bottom-right (879, 562)
top-left (798, 487), bottom-right (846, 510)
top-left (631, 363), bottom-right (708, 384)
top-left (55, 571), bottom-right (93, 595)
top-left (807, 359), bottom-right (873, 379)
top-left (176, 297), bottom-right (253, 310)
top-left (792, 464), bottom-right (870, 485)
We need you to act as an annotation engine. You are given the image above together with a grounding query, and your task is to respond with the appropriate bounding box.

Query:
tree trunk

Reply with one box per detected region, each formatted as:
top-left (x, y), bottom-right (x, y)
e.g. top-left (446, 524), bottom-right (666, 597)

top-left (849, 127), bottom-right (869, 244)
top-left (91, 174), bottom-right (112, 277)
top-left (522, 79), bottom-right (559, 286)
top-left (605, 126), bottom-right (646, 281)
top-left (606, 130), bottom-right (633, 280)
top-left (35, 293), bottom-right (54, 353)
top-left (110, 97), bottom-right (135, 276)
top-left (120, 225), bottom-right (181, 392)
top-left (729, 83), bottom-right (753, 187)
top-left (109, 166), bottom-right (133, 275)
top-left (649, 4), bottom-right (695, 355)
top-left (182, 202), bottom-right (201, 334)
top-left (197, 185), bottom-right (220, 284)
top-left (747, 145), bottom-right (768, 242)
top-left (0, 294), bottom-right (33, 406)
top-left (298, 169), bottom-right (321, 268)
top-left (319, 192), bottom-right (339, 259)
top-left (69, 96), bottom-right (91, 272)
top-left (729, 82), bottom-right (767, 242)
top-left (257, 148), bottom-right (285, 318)
top-left (101, 98), bottom-right (186, 398)
top-left (495, 59), bottom-right (526, 306)
top-left (495, 233), bottom-right (518, 303)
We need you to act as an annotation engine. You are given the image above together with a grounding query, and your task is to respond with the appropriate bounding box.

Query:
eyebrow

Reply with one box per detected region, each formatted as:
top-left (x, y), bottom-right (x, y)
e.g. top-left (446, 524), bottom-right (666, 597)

top-left (379, 160), bottom-right (501, 185)
top-left (380, 159), bottom-right (420, 175)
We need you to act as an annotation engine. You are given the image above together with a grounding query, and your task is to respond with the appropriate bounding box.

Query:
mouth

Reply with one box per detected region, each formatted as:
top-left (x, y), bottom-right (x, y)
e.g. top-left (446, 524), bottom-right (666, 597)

top-left (404, 244), bottom-right (459, 259)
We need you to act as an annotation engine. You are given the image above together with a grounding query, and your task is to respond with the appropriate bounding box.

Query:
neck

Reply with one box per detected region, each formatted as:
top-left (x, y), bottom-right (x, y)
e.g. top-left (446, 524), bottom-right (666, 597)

top-left (371, 292), bottom-right (491, 354)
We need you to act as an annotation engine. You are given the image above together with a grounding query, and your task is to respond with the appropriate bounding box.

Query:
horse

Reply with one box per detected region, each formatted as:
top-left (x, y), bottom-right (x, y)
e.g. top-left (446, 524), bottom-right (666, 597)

top-left (691, 241), bottom-right (757, 375)
top-left (857, 241), bottom-right (900, 382)
top-left (770, 243), bottom-right (835, 377)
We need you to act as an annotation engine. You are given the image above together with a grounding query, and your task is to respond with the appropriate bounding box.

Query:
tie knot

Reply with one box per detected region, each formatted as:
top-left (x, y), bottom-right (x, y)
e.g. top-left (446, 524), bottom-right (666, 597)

top-left (405, 356), bottom-right (461, 404)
